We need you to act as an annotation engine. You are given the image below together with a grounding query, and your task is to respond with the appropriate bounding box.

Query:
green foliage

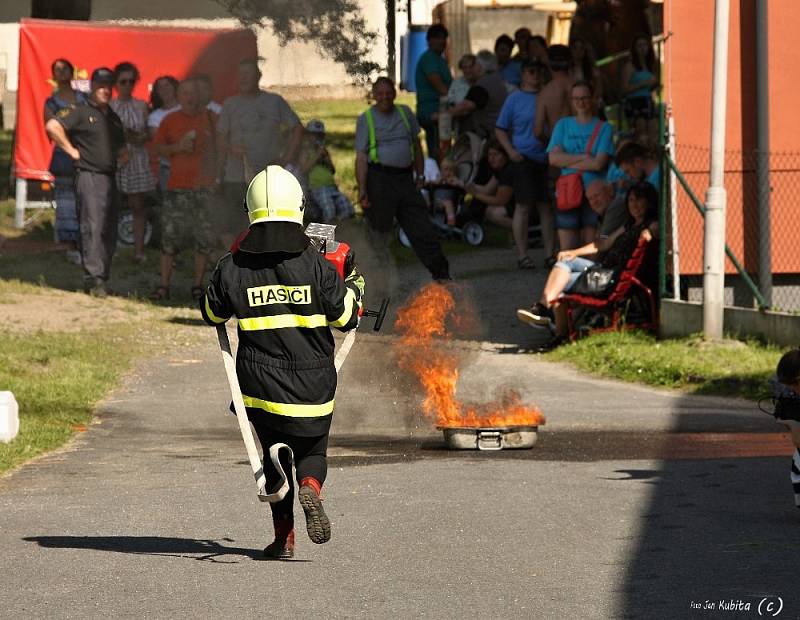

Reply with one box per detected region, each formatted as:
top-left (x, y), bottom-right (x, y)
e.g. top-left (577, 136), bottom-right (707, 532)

top-left (546, 330), bottom-right (783, 400)
top-left (0, 327), bottom-right (141, 474)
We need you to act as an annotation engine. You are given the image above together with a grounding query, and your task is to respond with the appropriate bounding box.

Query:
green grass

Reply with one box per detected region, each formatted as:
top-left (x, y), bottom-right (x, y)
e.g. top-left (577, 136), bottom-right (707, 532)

top-left (0, 197), bottom-right (56, 239)
top-left (0, 326), bottom-right (142, 474)
top-left (546, 330), bottom-right (782, 401)
top-left (0, 278), bottom-right (200, 476)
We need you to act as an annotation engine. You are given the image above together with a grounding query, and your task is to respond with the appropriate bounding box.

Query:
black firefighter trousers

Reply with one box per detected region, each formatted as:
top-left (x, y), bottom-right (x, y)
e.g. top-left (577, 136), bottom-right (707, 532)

top-left (365, 166), bottom-right (450, 280)
top-left (250, 418), bottom-right (329, 521)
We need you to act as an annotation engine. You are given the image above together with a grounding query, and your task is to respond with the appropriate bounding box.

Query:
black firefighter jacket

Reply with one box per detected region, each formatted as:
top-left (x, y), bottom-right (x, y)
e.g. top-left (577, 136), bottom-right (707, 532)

top-left (200, 244), bottom-right (364, 437)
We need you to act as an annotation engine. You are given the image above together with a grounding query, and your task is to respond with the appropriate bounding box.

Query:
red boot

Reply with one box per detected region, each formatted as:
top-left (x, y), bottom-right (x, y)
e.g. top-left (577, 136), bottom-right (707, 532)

top-left (263, 516), bottom-right (295, 560)
top-left (298, 477), bottom-right (331, 544)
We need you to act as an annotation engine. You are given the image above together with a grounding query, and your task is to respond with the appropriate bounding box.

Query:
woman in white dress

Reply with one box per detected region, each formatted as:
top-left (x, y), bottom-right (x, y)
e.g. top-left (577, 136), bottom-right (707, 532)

top-left (111, 61), bottom-right (156, 263)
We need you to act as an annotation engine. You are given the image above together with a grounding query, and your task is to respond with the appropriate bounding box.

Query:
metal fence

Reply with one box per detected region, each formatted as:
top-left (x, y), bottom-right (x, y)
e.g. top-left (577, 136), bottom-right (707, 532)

top-left (663, 142), bottom-right (800, 312)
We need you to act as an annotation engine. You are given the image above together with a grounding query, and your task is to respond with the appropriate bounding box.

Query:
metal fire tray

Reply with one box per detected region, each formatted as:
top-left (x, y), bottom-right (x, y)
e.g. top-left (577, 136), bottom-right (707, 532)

top-left (439, 426), bottom-right (539, 451)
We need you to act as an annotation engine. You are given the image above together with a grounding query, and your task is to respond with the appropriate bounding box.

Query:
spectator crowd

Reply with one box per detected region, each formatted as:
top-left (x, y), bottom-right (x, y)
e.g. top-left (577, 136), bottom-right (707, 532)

top-left (404, 23), bottom-right (662, 350)
top-left (43, 57), bottom-right (352, 300)
top-left (42, 21), bottom-right (661, 352)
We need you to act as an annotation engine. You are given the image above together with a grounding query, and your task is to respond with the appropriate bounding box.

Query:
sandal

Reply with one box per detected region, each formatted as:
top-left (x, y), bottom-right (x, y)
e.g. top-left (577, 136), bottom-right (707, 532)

top-left (190, 285), bottom-right (204, 301)
top-left (517, 256), bottom-right (536, 270)
top-left (149, 286), bottom-right (170, 301)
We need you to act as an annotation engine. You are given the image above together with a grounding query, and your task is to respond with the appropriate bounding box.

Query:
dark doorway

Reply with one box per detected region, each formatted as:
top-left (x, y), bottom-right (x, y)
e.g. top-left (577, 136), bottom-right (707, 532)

top-left (32, 0), bottom-right (91, 21)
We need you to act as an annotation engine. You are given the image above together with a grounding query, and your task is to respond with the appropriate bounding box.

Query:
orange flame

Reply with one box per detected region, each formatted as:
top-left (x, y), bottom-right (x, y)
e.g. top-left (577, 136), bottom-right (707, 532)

top-left (394, 283), bottom-right (545, 429)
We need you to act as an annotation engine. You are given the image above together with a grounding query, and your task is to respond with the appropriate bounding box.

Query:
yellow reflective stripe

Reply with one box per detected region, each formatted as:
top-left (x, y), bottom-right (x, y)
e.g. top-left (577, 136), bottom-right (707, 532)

top-left (249, 208), bottom-right (300, 220)
top-left (330, 288), bottom-right (358, 327)
top-left (395, 104), bottom-right (415, 160)
top-left (242, 395), bottom-right (334, 417)
top-left (239, 314), bottom-right (328, 331)
top-left (366, 108), bottom-right (379, 164)
top-left (204, 296), bottom-right (227, 324)
top-left (366, 105), bottom-right (414, 164)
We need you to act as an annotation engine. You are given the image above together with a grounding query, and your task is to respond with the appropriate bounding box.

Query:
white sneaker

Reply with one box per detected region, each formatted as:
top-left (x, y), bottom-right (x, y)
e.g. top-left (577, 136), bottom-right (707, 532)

top-left (516, 306), bottom-right (555, 332)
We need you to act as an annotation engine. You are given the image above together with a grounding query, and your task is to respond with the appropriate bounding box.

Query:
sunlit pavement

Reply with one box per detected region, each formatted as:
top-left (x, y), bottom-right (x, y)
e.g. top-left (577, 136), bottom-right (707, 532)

top-left (2, 246), bottom-right (798, 618)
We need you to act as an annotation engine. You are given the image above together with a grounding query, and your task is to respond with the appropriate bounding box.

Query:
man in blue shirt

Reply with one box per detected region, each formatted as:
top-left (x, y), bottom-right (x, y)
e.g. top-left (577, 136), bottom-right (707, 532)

top-left (495, 59), bottom-right (552, 269)
top-left (415, 24), bottom-right (452, 159)
top-left (614, 141), bottom-right (661, 196)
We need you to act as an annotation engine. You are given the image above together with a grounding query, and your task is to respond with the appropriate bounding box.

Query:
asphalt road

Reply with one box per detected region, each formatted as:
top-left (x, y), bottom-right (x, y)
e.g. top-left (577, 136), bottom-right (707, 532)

top-left (1, 241), bottom-right (798, 619)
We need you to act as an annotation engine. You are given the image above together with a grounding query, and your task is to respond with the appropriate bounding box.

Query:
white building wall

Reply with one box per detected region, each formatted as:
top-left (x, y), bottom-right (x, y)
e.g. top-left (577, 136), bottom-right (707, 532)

top-left (0, 23), bottom-right (19, 90)
top-left (96, 0), bottom-right (388, 94)
top-left (1, 0), bottom-right (388, 100)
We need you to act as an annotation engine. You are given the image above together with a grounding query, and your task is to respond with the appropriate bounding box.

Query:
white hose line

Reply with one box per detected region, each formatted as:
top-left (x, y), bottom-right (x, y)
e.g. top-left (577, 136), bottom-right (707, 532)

top-left (334, 329), bottom-right (357, 372)
top-left (217, 323), bottom-right (358, 502)
top-left (216, 324), bottom-right (293, 503)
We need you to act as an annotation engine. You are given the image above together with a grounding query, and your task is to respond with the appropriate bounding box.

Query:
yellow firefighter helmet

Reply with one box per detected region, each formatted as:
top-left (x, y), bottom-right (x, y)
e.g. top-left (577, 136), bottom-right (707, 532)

top-left (245, 165), bottom-right (305, 226)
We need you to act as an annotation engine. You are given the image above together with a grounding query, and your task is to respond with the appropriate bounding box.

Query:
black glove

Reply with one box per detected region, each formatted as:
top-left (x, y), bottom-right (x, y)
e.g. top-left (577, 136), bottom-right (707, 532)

top-left (344, 249), bottom-right (356, 277)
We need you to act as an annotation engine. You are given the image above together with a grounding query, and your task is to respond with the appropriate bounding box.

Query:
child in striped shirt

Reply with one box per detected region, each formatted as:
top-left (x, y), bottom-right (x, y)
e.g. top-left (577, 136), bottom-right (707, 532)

top-left (773, 349), bottom-right (800, 509)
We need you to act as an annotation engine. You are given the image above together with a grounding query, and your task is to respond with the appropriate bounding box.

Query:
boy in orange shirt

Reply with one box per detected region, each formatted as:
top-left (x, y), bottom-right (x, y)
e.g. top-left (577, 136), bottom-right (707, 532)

top-left (152, 79), bottom-right (217, 300)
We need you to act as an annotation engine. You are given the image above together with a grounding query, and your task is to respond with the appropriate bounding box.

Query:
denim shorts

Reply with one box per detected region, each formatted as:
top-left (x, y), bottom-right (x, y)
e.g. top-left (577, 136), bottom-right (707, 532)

top-left (554, 256), bottom-right (598, 291)
top-left (554, 199), bottom-right (600, 230)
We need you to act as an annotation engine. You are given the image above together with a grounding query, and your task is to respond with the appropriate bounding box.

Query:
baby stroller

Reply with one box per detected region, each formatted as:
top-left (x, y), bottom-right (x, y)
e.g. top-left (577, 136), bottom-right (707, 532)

top-left (398, 132), bottom-right (486, 248)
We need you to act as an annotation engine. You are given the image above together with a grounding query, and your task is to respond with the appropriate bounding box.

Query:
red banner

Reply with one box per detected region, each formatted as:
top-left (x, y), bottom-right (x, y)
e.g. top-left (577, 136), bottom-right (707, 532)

top-left (15, 18), bottom-right (258, 180)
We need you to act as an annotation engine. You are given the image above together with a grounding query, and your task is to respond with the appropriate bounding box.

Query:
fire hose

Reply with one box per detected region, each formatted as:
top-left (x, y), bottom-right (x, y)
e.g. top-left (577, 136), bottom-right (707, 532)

top-left (216, 301), bottom-right (387, 503)
top-left (217, 223), bottom-right (388, 503)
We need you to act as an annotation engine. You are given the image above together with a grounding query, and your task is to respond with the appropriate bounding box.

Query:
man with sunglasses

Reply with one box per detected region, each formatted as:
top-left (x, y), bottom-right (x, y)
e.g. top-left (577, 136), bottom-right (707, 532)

top-left (45, 67), bottom-right (127, 297)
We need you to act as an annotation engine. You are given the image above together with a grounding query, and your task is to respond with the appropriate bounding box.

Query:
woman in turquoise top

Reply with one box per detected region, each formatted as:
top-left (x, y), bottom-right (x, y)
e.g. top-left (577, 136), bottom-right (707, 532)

top-left (547, 80), bottom-right (615, 253)
top-left (621, 34), bottom-right (659, 146)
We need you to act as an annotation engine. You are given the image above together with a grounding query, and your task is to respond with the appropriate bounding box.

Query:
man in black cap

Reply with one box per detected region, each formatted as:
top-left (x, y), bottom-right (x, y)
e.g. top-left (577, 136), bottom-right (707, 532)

top-left (46, 67), bottom-right (127, 297)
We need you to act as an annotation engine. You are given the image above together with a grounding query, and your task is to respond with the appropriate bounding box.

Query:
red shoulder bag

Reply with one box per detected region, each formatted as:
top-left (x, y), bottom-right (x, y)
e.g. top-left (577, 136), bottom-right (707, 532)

top-left (554, 121), bottom-right (603, 211)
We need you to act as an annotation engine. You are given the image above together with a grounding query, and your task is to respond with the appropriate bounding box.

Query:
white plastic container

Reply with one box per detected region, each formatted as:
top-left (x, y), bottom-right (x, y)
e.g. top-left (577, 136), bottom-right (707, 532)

top-left (0, 391), bottom-right (20, 443)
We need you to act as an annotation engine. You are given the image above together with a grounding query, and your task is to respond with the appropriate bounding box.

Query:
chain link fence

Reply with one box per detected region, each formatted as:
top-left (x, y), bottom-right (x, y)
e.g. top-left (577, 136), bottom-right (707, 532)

top-left (664, 143), bottom-right (800, 312)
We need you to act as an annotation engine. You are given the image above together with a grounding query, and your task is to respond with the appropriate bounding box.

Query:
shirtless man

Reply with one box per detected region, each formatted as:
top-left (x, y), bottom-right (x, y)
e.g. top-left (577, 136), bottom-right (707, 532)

top-left (534, 44), bottom-right (573, 143)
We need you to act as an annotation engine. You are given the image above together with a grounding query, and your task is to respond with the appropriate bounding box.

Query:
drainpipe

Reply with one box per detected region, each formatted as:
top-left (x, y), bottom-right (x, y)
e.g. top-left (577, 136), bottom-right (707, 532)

top-left (703, 0), bottom-right (730, 341)
top-left (387, 0), bottom-right (397, 82)
top-left (756, 0), bottom-right (772, 307)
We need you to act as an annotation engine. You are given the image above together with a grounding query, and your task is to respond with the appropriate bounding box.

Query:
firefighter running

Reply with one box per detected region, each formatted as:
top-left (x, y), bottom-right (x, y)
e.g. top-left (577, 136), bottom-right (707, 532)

top-left (200, 165), bottom-right (365, 559)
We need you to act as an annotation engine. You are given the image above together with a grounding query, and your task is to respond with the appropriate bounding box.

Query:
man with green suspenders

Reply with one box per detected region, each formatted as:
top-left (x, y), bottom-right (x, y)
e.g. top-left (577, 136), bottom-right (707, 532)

top-left (355, 77), bottom-right (450, 282)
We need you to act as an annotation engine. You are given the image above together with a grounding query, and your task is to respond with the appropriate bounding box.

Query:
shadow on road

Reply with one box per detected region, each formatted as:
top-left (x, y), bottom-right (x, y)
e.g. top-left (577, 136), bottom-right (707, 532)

top-left (168, 316), bottom-right (207, 326)
top-left (22, 535), bottom-right (310, 563)
top-left (617, 394), bottom-right (798, 618)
